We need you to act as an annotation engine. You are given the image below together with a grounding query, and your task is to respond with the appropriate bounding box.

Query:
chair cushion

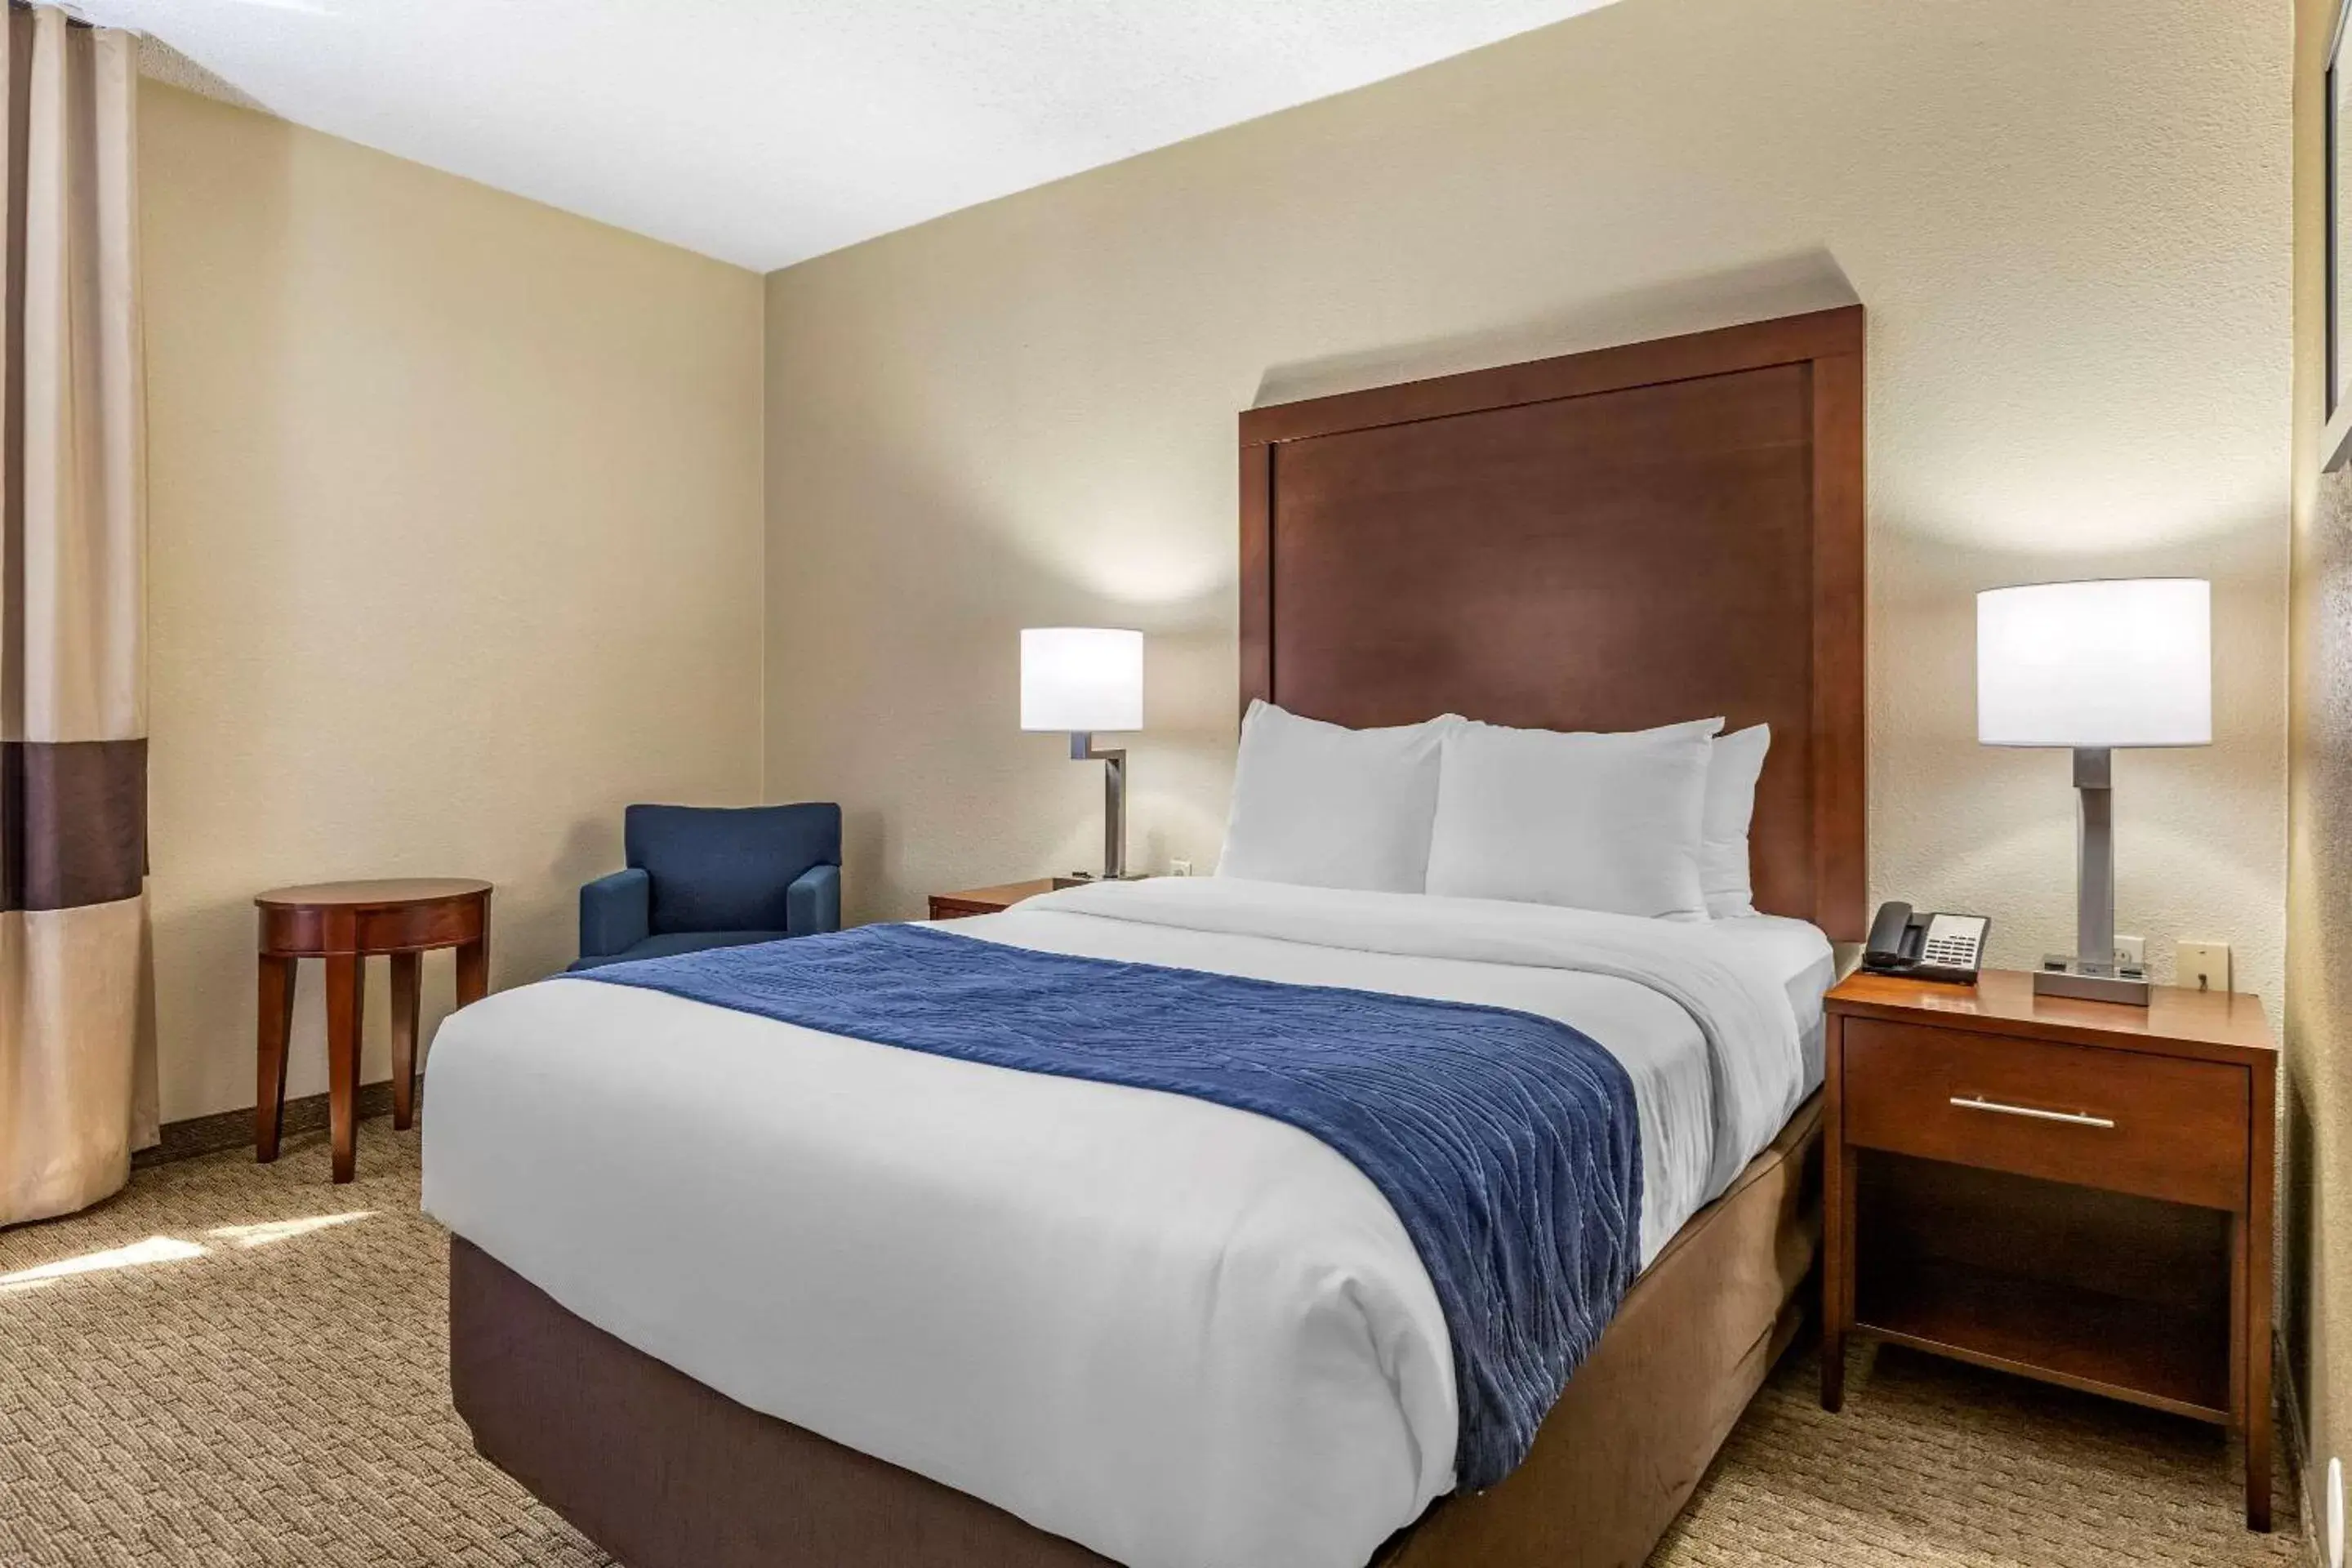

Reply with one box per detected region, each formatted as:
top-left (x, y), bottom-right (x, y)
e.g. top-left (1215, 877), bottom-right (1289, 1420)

top-left (566, 930), bottom-right (788, 972)
top-left (626, 803), bottom-right (842, 936)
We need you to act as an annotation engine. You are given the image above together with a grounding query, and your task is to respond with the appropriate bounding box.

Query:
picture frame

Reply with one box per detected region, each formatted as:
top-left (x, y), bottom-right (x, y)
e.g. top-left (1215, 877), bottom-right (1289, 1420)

top-left (2326, 0), bottom-right (2352, 467)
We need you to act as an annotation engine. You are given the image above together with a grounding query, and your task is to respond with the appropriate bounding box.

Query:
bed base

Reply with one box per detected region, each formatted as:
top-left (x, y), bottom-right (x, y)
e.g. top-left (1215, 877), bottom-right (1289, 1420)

top-left (450, 1095), bottom-right (1820, 1568)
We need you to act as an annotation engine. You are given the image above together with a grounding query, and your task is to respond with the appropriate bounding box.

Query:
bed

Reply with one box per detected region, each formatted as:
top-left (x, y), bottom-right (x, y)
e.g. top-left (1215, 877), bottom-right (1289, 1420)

top-left (426, 304), bottom-right (1867, 1568)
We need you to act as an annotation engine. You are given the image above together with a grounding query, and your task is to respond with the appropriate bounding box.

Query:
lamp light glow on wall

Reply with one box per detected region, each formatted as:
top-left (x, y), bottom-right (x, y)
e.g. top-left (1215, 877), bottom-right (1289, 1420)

top-left (1021, 627), bottom-right (1143, 880)
top-left (1976, 578), bottom-right (2212, 1005)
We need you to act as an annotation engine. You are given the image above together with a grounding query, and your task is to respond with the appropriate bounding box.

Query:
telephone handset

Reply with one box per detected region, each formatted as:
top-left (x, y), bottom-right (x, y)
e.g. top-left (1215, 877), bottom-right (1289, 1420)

top-left (1861, 902), bottom-right (1989, 986)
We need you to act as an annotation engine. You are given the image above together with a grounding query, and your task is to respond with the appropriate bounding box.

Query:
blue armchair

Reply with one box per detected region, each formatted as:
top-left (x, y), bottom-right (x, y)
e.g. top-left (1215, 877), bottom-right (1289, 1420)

top-left (570, 802), bottom-right (842, 970)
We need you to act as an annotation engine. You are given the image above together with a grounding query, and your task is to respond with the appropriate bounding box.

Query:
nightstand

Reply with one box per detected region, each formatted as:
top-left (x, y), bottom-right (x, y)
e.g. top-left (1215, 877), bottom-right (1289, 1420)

top-left (925, 879), bottom-right (1058, 920)
top-left (1822, 968), bottom-right (2277, 1530)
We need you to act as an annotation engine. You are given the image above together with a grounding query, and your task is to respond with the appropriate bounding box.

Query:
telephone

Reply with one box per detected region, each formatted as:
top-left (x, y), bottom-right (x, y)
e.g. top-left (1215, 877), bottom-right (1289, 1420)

top-left (1861, 902), bottom-right (1990, 986)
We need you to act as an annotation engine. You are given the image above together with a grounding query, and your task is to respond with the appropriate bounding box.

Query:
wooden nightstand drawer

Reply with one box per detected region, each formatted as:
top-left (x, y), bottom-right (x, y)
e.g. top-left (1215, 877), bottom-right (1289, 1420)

top-left (927, 880), bottom-right (1058, 921)
top-left (1842, 1018), bottom-right (2249, 1211)
top-left (927, 897), bottom-right (997, 920)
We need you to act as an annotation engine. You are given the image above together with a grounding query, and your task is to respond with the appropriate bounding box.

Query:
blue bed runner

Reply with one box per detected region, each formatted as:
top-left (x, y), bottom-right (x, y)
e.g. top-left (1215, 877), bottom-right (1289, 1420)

top-left (565, 922), bottom-right (1641, 1488)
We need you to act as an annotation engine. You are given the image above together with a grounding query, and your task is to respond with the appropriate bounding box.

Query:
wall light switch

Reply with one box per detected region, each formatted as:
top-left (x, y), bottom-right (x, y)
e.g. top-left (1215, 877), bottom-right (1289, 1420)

top-left (2177, 941), bottom-right (2231, 994)
top-left (2114, 934), bottom-right (2145, 970)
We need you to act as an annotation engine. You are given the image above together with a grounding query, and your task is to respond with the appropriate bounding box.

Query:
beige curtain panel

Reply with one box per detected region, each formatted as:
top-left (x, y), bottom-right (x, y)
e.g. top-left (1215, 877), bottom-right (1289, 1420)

top-left (0, 6), bottom-right (152, 1228)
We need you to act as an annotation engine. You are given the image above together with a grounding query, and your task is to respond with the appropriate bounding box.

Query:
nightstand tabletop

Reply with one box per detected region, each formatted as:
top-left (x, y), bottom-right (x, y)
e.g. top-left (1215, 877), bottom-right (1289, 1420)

top-left (1828, 968), bottom-right (2274, 1062)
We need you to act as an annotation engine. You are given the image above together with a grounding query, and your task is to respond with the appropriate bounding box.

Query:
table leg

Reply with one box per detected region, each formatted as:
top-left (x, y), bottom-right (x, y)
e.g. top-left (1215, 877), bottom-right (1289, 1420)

top-left (390, 950), bottom-right (421, 1130)
top-left (2247, 1054), bottom-right (2277, 1532)
top-left (255, 955), bottom-right (297, 1162)
top-left (2245, 1212), bottom-right (2275, 1530)
top-left (1822, 1036), bottom-right (1852, 1412)
top-left (1822, 1143), bottom-right (1849, 1412)
top-left (325, 953), bottom-right (365, 1183)
top-left (456, 933), bottom-right (489, 1009)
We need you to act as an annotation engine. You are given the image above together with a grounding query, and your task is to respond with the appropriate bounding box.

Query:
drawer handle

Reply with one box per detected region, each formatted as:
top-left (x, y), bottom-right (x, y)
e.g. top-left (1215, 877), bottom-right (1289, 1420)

top-left (1949, 1094), bottom-right (2115, 1129)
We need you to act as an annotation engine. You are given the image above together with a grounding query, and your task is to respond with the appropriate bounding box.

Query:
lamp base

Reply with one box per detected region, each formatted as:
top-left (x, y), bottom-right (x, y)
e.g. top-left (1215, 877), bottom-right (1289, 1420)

top-left (1052, 872), bottom-right (1151, 889)
top-left (2033, 953), bottom-right (2153, 1007)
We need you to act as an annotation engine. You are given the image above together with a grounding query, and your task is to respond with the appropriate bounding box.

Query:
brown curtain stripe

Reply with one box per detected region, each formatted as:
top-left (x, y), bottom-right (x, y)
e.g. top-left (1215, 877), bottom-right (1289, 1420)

top-left (0, 736), bottom-right (143, 910)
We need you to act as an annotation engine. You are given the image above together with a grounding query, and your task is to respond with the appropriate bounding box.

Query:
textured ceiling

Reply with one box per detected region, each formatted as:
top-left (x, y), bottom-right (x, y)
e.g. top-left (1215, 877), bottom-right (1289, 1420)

top-left (94, 0), bottom-right (1619, 272)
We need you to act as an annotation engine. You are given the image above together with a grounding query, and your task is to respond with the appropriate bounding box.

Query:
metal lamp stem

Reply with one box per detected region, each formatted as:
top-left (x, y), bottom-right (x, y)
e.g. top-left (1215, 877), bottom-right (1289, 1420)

top-left (2074, 746), bottom-right (2114, 974)
top-left (1071, 732), bottom-right (1127, 880)
top-left (2034, 745), bottom-right (2148, 1004)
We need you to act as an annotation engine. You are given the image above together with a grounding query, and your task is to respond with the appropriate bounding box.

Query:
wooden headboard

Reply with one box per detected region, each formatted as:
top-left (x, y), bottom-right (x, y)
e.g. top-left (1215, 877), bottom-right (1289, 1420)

top-left (1238, 307), bottom-right (1866, 940)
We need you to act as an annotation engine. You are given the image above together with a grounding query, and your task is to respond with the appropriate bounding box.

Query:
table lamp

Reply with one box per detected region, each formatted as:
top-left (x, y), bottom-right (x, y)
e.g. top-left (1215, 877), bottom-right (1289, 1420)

top-left (1976, 578), bottom-right (2212, 1005)
top-left (1021, 627), bottom-right (1143, 880)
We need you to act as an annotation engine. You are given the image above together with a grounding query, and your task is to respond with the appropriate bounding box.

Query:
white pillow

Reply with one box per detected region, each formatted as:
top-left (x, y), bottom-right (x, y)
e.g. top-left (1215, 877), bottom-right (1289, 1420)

top-left (1702, 724), bottom-right (1771, 919)
top-left (1424, 717), bottom-right (1723, 920)
top-left (1218, 701), bottom-right (1458, 893)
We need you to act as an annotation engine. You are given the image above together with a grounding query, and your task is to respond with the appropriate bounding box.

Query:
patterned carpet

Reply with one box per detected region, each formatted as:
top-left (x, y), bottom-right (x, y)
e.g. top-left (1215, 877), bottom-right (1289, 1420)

top-left (0, 1121), bottom-right (2309, 1567)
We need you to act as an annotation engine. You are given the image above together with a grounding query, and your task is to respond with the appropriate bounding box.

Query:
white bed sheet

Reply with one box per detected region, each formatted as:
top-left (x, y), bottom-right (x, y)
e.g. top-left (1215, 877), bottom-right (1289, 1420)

top-left (1705, 910), bottom-right (1838, 1086)
top-left (421, 880), bottom-right (1826, 1568)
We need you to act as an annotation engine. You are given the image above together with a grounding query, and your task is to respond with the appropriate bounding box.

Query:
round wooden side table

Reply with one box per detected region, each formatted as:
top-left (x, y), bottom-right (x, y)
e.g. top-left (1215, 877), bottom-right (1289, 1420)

top-left (255, 877), bottom-right (492, 1183)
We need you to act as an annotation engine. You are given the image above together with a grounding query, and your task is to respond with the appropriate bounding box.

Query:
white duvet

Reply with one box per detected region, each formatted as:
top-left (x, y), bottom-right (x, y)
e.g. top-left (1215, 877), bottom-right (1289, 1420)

top-left (421, 878), bottom-right (1823, 1568)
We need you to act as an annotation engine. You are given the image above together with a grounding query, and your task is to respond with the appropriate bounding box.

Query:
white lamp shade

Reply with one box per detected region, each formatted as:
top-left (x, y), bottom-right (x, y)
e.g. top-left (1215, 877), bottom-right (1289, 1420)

top-left (1021, 627), bottom-right (1143, 733)
top-left (1976, 578), bottom-right (2212, 747)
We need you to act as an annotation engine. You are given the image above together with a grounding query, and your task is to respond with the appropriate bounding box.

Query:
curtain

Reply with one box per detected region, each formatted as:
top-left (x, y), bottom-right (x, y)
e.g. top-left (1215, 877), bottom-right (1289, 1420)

top-left (0, 5), bottom-right (150, 1228)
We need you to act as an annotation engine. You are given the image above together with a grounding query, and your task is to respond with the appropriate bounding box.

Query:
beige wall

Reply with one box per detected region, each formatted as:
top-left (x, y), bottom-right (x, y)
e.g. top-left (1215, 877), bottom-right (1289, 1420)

top-left (143, 84), bottom-right (766, 1122)
top-left (2291, 0), bottom-right (2352, 1529)
top-left (764, 0), bottom-right (2291, 1012)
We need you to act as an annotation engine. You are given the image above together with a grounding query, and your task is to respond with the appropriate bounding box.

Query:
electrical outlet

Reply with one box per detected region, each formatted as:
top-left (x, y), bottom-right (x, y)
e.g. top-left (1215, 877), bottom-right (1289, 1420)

top-left (1169, 858), bottom-right (1194, 878)
top-left (2114, 934), bottom-right (2145, 970)
top-left (2177, 940), bottom-right (2232, 994)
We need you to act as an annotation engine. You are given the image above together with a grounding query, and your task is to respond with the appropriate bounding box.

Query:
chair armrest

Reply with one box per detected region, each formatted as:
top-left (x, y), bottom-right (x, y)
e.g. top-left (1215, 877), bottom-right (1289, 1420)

top-left (579, 867), bottom-right (652, 958)
top-left (786, 862), bottom-right (840, 937)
